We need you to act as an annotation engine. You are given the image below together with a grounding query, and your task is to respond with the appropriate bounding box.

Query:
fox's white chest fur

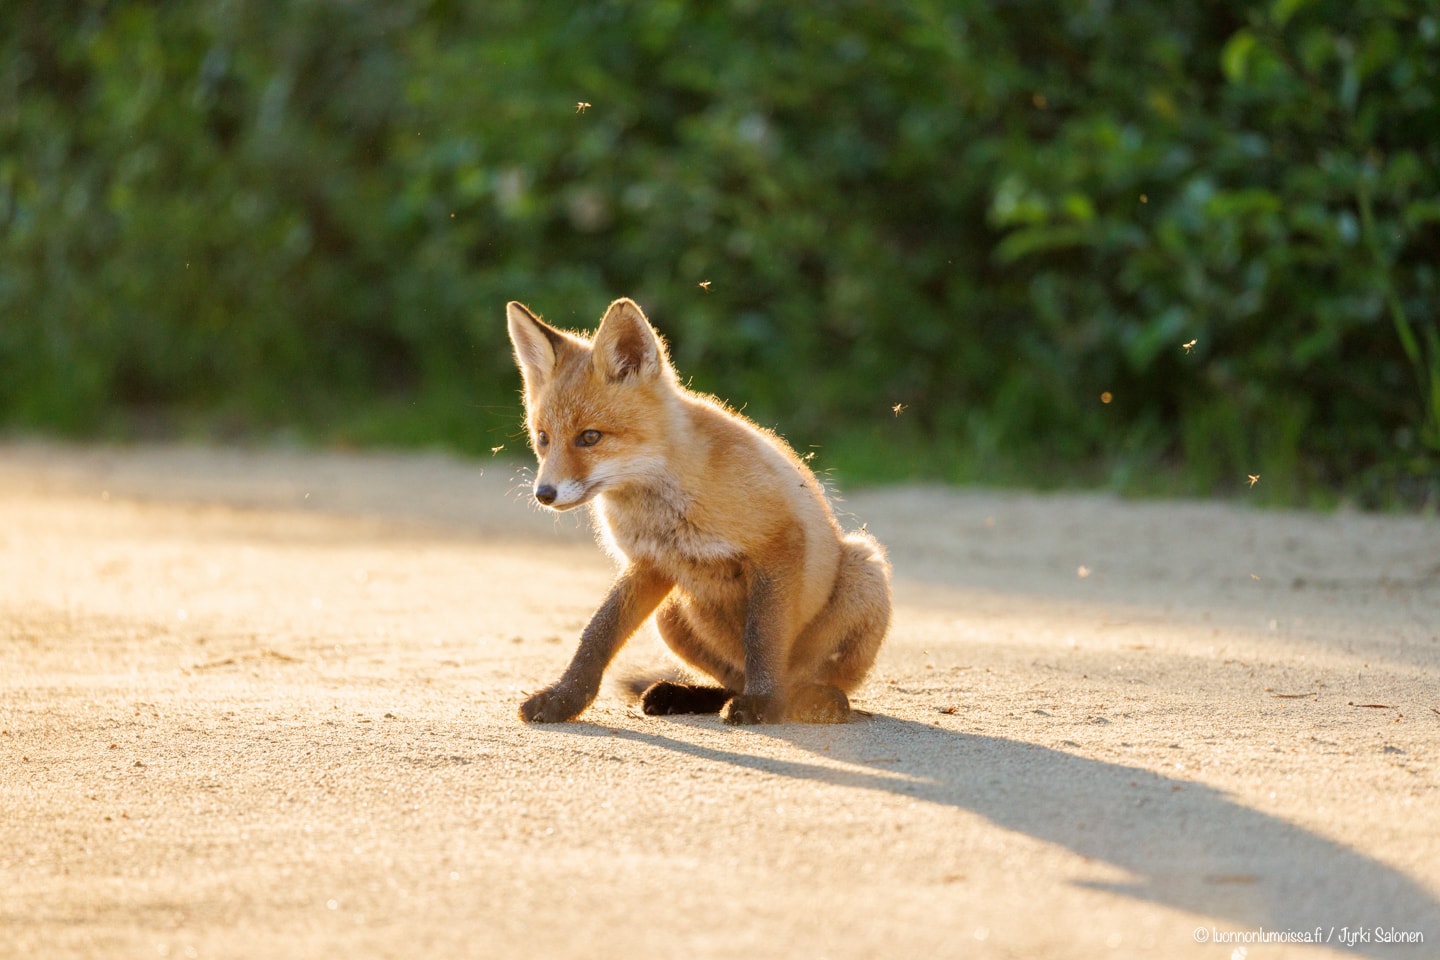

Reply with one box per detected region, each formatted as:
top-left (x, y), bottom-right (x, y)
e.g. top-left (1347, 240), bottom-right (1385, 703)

top-left (592, 485), bottom-right (739, 567)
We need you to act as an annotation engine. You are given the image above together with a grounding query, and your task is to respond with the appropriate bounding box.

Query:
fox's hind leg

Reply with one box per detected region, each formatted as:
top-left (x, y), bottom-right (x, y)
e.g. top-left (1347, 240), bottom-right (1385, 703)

top-left (792, 531), bottom-right (892, 697)
top-left (722, 532), bottom-right (891, 725)
top-left (784, 683), bottom-right (852, 723)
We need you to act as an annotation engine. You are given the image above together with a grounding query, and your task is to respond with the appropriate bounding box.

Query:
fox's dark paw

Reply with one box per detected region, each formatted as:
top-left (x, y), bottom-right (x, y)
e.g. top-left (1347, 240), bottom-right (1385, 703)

top-left (641, 681), bottom-right (733, 716)
top-left (722, 693), bottom-right (777, 725)
top-left (787, 684), bottom-right (851, 724)
top-left (519, 685), bottom-right (591, 723)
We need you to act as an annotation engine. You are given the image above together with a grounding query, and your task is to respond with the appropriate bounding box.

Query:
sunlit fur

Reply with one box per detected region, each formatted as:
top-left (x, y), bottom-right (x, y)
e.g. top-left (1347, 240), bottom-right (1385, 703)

top-left (506, 297), bottom-right (892, 724)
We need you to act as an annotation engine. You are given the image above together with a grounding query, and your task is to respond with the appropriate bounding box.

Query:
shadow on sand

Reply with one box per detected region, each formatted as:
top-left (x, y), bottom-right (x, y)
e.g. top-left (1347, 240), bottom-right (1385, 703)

top-left (555, 714), bottom-right (1434, 956)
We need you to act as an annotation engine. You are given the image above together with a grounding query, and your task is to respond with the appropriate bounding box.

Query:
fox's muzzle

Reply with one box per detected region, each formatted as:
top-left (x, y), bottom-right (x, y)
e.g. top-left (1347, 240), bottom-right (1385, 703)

top-left (534, 484), bottom-right (558, 506)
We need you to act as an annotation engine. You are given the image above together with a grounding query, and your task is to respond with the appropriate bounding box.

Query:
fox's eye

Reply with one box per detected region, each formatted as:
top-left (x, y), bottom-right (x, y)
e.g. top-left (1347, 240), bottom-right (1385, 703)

top-left (536, 431), bottom-right (550, 450)
top-left (576, 429), bottom-right (603, 447)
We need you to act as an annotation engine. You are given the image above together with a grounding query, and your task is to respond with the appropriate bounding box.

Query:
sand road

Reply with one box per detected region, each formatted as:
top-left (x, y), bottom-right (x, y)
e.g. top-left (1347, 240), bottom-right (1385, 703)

top-left (1, 442), bottom-right (1437, 959)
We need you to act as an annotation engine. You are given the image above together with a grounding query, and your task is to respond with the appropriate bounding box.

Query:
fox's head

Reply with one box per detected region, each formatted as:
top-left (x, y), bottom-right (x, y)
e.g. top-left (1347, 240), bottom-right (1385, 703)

top-left (506, 298), bottom-right (678, 511)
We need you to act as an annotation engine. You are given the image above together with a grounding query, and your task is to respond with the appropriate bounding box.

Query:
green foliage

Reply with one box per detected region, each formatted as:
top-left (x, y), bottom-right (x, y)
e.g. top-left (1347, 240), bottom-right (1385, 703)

top-left (2, 1), bottom-right (1436, 505)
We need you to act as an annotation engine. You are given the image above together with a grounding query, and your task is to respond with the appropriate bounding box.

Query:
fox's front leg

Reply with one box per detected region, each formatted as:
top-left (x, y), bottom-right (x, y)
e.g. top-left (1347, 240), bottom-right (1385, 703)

top-left (722, 550), bottom-right (797, 726)
top-left (520, 562), bottom-right (672, 723)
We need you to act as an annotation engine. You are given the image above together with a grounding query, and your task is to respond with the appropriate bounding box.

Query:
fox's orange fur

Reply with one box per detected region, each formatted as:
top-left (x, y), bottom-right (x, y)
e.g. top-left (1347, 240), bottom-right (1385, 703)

top-left (507, 297), bottom-right (891, 724)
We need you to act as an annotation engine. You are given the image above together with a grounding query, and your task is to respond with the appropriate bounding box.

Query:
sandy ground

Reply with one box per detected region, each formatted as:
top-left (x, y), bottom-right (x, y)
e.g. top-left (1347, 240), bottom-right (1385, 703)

top-left (1, 441), bottom-right (1437, 960)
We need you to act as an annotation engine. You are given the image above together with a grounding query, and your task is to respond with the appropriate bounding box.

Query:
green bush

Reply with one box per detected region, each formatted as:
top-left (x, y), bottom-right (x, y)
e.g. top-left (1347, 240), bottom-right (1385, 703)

top-left (2, 1), bottom-right (1436, 505)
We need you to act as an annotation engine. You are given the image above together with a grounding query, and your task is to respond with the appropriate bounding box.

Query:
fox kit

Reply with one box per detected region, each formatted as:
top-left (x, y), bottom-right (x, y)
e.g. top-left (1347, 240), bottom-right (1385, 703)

top-left (507, 297), bottom-right (891, 724)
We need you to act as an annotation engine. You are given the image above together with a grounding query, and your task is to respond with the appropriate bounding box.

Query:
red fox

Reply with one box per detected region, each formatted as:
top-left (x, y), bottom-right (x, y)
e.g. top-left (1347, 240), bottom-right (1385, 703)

top-left (507, 297), bottom-right (891, 724)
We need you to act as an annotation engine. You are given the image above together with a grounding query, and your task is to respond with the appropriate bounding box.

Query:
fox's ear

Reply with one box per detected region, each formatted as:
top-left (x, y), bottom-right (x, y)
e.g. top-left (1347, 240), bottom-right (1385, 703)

top-left (507, 301), bottom-right (566, 389)
top-left (592, 298), bottom-right (666, 383)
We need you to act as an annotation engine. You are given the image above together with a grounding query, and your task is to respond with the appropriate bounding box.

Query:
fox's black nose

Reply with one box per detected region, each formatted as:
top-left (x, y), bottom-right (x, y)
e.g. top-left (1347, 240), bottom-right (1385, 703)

top-left (534, 484), bottom-right (558, 506)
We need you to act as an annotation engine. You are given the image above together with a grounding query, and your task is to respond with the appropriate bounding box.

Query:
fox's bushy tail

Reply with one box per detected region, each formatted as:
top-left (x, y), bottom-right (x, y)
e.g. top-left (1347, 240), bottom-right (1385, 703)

top-left (613, 665), bottom-right (692, 701)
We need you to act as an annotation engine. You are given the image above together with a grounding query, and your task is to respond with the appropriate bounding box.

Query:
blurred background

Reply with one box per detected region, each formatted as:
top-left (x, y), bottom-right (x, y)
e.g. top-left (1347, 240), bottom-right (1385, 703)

top-left (2, 1), bottom-right (1437, 507)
